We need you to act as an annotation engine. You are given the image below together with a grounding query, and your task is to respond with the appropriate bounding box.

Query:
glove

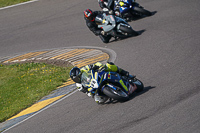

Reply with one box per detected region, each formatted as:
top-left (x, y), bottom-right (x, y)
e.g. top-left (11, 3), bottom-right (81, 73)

top-left (76, 83), bottom-right (83, 91)
top-left (76, 83), bottom-right (88, 93)
top-left (77, 86), bottom-right (85, 92)
top-left (86, 92), bottom-right (92, 97)
top-left (108, 10), bottom-right (114, 15)
top-left (101, 30), bottom-right (106, 36)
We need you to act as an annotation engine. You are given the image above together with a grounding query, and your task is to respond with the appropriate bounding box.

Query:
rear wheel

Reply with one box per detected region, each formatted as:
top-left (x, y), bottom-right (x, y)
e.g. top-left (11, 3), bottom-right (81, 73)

top-left (103, 86), bottom-right (129, 101)
top-left (133, 6), bottom-right (152, 16)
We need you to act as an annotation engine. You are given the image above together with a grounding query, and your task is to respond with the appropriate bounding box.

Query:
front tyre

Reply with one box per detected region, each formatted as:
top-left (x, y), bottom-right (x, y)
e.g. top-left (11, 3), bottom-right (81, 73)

top-left (103, 86), bottom-right (129, 101)
top-left (133, 78), bottom-right (144, 93)
top-left (133, 6), bottom-right (152, 16)
top-left (118, 24), bottom-right (138, 36)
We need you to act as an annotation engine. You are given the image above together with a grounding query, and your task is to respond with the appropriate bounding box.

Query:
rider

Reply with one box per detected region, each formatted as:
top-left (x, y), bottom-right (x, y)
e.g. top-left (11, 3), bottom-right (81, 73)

top-left (69, 62), bottom-right (133, 104)
top-left (84, 9), bottom-right (112, 43)
top-left (98, 0), bottom-right (134, 20)
top-left (98, 0), bottom-right (114, 12)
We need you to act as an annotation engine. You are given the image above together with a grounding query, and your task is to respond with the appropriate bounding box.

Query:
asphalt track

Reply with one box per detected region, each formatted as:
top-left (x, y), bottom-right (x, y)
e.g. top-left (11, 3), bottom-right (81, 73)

top-left (0, 0), bottom-right (200, 132)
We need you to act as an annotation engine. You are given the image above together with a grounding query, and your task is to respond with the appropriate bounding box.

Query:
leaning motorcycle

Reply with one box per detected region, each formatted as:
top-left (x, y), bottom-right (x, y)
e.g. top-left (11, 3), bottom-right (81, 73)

top-left (95, 13), bottom-right (138, 38)
top-left (80, 69), bottom-right (144, 103)
top-left (114, 0), bottom-right (152, 20)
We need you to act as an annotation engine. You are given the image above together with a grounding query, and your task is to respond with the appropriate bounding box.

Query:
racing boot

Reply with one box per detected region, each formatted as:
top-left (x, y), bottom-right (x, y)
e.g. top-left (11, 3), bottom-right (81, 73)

top-left (94, 94), bottom-right (109, 104)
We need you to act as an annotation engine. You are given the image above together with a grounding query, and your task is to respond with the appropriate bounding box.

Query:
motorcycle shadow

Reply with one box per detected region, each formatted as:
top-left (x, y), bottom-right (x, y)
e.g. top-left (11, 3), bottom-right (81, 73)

top-left (104, 86), bottom-right (156, 104)
top-left (128, 86), bottom-right (156, 100)
top-left (109, 29), bottom-right (146, 43)
top-left (127, 11), bottom-right (157, 22)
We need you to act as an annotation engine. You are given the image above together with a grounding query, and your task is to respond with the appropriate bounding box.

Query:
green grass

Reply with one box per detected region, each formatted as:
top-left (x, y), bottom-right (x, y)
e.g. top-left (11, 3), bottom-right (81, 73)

top-left (0, 0), bottom-right (31, 8)
top-left (0, 63), bottom-right (73, 122)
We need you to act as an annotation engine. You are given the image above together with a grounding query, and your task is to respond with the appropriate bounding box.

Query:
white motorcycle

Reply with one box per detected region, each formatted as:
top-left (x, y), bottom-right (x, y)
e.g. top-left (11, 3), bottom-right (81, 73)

top-left (95, 13), bottom-right (138, 38)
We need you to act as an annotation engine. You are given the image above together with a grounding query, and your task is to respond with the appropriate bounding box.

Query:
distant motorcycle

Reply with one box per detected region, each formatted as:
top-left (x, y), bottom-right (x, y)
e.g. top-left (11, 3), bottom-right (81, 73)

top-left (114, 0), bottom-right (152, 20)
top-left (95, 13), bottom-right (138, 38)
top-left (81, 69), bottom-right (144, 102)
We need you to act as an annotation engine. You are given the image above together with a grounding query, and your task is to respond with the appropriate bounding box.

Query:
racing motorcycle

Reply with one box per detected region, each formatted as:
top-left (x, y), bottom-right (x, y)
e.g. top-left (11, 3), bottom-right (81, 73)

top-left (114, 0), bottom-right (152, 20)
top-left (95, 13), bottom-right (138, 38)
top-left (80, 69), bottom-right (144, 102)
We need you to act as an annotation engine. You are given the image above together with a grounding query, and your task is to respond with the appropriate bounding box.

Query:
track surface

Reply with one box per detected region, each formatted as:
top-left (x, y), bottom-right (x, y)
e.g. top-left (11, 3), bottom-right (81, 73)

top-left (1, 0), bottom-right (200, 132)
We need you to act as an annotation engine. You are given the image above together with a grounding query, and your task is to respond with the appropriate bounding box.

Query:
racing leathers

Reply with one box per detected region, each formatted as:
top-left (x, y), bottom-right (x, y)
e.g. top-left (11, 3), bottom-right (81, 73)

top-left (85, 11), bottom-right (112, 43)
top-left (98, 0), bottom-right (114, 12)
top-left (75, 62), bottom-right (130, 103)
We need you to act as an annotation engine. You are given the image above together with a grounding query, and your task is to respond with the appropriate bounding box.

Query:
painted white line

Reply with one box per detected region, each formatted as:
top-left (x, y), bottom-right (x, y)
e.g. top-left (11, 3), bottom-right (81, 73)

top-left (0, 0), bottom-right (38, 10)
top-left (2, 90), bottom-right (78, 133)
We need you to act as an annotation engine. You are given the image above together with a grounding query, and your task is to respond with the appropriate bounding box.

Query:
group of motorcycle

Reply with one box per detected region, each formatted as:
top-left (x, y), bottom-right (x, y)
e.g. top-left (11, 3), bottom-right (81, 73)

top-left (96, 0), bottom-right (152, 39)
top-left (78, 0), bottom-right (152, 103)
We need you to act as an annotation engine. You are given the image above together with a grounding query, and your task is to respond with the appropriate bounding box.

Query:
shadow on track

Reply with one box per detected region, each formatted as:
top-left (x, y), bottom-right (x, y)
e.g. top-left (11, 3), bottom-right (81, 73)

top-left (103, 86), bottom-right (156, 104)
top-left (108, 29), bottom-right (146, 43)
top-left (128, 86), bottom-right (156, 100)
top-left (126, 11), bottom-right (157, 22)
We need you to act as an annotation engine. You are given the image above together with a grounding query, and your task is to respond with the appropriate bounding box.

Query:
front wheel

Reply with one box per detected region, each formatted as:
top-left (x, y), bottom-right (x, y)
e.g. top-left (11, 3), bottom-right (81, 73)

top-left (132, 78), bottom-right (144, 93)
top-left (118, 24), bottom-right (138, 36)
top-left (133, 6), bottom-right (152, 16)
top-left (102, 86), bottom-right (129, 101)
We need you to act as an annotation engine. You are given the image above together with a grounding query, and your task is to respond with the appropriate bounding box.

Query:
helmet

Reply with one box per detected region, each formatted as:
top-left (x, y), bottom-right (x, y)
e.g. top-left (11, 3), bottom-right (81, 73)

top-left (70, 67), bottom-right (81, 83)
top-left (84, 9), bottom-right (95, 21)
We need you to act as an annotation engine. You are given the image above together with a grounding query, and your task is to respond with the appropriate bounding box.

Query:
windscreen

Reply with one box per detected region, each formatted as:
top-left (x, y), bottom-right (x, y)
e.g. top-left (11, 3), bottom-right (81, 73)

top-left (81, 71), bottom-right (92, 87)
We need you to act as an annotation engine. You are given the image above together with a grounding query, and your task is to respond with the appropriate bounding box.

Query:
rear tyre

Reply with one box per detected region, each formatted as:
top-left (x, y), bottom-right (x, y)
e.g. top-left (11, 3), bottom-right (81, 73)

top-left (133, 6), bottom-right (152, 16)
top-left (103, 86), bottom-right (129, 101)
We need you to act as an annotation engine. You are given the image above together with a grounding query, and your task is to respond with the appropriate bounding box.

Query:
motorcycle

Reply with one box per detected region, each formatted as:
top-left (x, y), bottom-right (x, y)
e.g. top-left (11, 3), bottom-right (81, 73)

top-left (114, 0), bottom-right (152, 20)
top-left (95, 13), bottom-right (138, 38)
top-left (80, 69), bottom-right (144, 102)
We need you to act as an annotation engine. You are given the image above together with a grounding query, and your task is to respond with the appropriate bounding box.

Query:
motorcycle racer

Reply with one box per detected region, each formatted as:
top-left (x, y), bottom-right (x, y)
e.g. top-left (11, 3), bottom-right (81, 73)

top-left (69, 62), bottom-right (133, 104)
top-left (98, 0), bottom-right (114, 12)
top-left (84, 9), bottom-right (112, 43)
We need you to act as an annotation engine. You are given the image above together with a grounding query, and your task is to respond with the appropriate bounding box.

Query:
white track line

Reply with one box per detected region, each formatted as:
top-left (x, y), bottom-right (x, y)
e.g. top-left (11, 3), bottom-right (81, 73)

top-left (0, 0), bottom-right (38, 10)
top-left (2, 90), bottom-right (78, 133)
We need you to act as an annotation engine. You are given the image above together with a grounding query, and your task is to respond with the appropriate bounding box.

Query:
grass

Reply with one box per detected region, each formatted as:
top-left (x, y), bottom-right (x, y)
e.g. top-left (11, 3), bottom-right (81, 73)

top-left (0, 0), bottom-right (31, 8)
top-left (0, 63), bottom-right (73, 122)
